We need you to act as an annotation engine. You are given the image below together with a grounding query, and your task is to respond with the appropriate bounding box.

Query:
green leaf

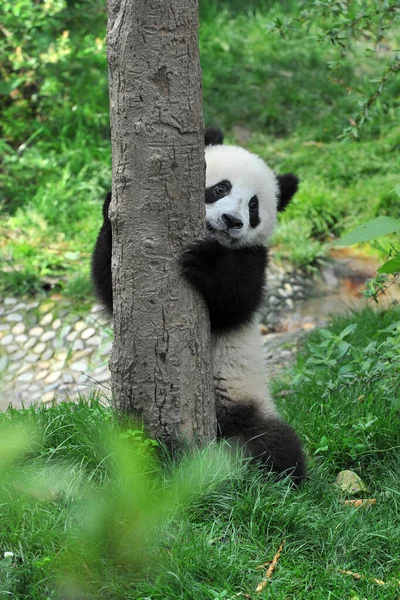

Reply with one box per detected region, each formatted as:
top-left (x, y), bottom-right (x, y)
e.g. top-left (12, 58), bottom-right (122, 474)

top-left (334, 216), bottom-right (400, 246)
top-left (336, 342), bottom-right (351, 360)
top-left (378, 321), bottom-right (400, 333)
top-left (339, 323), bottom-right (357, 339)
top-left (378, 254), bottom-right (400, 274)
top-left (0, 77), bottom-right (24, 95)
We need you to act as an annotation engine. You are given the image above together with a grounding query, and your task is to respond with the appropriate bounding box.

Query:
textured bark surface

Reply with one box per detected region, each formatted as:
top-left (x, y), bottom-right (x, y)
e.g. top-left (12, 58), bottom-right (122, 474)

top-left (106, 0), bottom-right (215, 443)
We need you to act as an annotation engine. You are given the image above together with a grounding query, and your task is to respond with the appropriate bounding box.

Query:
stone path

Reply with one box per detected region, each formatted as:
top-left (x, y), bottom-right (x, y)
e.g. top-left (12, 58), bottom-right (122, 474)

top-left (0, 297), bottom-right (112, 410)
top-left (0, 264), bottom-right (323, 411)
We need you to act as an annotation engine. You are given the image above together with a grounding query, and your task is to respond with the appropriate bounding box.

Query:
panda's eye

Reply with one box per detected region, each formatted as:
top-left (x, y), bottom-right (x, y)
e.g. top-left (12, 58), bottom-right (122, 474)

top-left (249, 197), bottom-right (258, 211)
top-left (214, 181), bottom-right (231, 199)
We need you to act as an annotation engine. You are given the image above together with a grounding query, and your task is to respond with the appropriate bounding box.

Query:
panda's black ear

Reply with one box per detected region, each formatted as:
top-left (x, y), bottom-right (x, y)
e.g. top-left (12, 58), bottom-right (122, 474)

top-left (276, 173), bottom-right (299, 212)
top-left (205, 127), bottom-right (224, 147)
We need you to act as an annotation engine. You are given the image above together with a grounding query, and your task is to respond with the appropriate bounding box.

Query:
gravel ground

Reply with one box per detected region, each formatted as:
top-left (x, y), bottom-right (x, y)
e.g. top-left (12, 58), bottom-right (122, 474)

top-left (0, 265), bottom-right (320, 411)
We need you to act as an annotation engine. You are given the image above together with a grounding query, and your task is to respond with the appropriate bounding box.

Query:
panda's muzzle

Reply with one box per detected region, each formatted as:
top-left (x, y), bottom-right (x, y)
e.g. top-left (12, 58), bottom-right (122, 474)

top-left (221, 213), bottom-right (243, 230)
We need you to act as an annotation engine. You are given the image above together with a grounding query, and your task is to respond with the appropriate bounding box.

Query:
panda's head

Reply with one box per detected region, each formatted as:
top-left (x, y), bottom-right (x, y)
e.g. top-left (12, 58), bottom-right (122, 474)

top-left (204, 128), bottom-right (299, 248)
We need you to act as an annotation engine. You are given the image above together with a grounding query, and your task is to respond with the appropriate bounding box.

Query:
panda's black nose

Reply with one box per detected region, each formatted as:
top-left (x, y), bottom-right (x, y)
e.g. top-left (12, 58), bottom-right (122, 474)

top-left (222, 213), bottom-right (243, 229)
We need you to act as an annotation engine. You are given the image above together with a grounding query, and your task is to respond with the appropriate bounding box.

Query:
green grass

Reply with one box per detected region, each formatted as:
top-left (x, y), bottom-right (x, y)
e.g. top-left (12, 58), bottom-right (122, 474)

top-left (1, 306), bottom-right (399, 598)
top-left (0, 0), bottom-right (399, 296)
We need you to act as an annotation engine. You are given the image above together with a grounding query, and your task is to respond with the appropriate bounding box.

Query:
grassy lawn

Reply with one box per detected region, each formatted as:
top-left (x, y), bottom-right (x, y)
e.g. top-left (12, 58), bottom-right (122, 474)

top-left (1, 306), bottom-right (399, 599)
top-left (1, 0), bottom-right (399, 297)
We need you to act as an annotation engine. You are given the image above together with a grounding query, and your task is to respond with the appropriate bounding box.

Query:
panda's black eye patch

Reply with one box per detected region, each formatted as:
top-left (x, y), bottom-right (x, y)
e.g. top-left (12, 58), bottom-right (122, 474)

top-left (205, 180), bottom-right (231, 204)
top-left (249, 195), bottom-right (260, 228)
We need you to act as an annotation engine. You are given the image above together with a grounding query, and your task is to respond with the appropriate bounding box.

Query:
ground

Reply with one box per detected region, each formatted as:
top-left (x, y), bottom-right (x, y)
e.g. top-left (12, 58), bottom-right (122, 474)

top-left (0, 305), bottom-right (399, 599)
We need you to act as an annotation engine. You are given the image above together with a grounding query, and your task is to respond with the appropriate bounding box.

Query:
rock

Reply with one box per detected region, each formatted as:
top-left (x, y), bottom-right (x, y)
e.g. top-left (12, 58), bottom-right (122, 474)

top-left (41, 392), bottom-right (57, 405)
top-left (73, 349), bottom-right (93, 360)
top-left (90, 304), bottom-right (103, 314)
top-left (28, 384), bottom-right (42, 394)
top-left (41, 330), bottom-right (56, 342)
top-left (24, 338), bottom-right (37, 350)
top-left (268, 295), bottom-right (280, 307)
top-left (4, 297), bottom-right (17, 306)
top-left (60, 325), bottom-right (72, 338)
top-left (18, 371), bottom-right (34, 383)
top-left (40, 313), bottom-right (53, 327)
top-left (51, 318), bottom-right (62, 330)
top-left (0, 324), bottom-right (11, 332)
top-left (11, 323), bottom-right (25, 335)
top-left (283, 283), bottom-right (293, 295)
top-left (286, 298), bottom-right (294, 310)
top-left (38, 302), bottom-right (54, 314)
top-left (41, 349), bottom-right (54, 361)
top-left (72, 339), bottom-right (84, 351)
top-left (17, 363), bottom-right (31, 375)
top-left (6, 344), bottom-right (19, 354)
top-left (26, 301), bottom-right (39, 310)
top-left (44, 382), bottom-right (60, 394)
top-left (92, 370), bottom-right (111, 383)
top-left (70, 360), bottom-right (89, 373)
top-left (38, 361), bottom-right (50, 369)
top-left (81, 327), bottom-right (95, 340)
top-left (13, 302), bottom-right (28, 312)
top-left (66, 331), bottom-right (77, 342)
top-left (51, 360), bottom-right (66, 371)
top-left (0, 334), bottom-right (13, 346)
top-left (0, 355), bottom-right (9, 371)
top-left (45, 371), bottom-right (62, 385)
top-left (6, 313), bottom-right (23, 322)
top-left (29, 326), bottom-right (44, 337)
top-left (93, 364), bottom-right (109, 375)
top-left (62, 373), bottom-right (75, 384)
top-left (33, 342), bottom-right (46, 355)
top-left (15, 334), bottom-right (28, 344)
top-left (12, 350), bottom-right (27, 362)
top-left (35, 371), bottom-right (48, 382)
top-left (100, 341), bottom-right (112, 355)
top-left (25, 353), bottom-right (40, 364)
top-left (86, 335), bottom-right (102, 347)
top-left (74, 321), bottom-right (86, 333)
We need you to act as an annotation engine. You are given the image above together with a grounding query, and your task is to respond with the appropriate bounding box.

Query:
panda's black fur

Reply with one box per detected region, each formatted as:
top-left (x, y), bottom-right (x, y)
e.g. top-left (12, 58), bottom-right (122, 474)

top-left (91, 127), bottom-right (306, 484)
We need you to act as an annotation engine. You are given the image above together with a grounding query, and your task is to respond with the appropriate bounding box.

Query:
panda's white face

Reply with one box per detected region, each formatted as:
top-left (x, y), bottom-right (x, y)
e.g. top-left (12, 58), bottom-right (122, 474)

top-left (205, 145), bottom-right (279, 248)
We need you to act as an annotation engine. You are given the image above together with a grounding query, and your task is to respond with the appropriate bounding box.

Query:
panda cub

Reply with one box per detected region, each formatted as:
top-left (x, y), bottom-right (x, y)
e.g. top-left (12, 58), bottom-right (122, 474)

top-left (91, 127), bottom-right (306, 483)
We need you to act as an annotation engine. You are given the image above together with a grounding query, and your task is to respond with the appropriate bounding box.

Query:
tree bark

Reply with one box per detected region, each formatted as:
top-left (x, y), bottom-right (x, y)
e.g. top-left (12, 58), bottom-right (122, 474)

top-left (106, 0), bottom-right (215, 444)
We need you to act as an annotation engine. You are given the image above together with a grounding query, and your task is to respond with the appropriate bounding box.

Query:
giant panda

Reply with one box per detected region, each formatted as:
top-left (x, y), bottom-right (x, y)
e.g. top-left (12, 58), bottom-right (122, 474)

top-left (91, 127), bottom-right (306, 483)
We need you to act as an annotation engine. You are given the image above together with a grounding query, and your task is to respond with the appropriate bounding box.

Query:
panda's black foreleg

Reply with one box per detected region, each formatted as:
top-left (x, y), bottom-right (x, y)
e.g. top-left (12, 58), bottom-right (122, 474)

top-left (180, 240), bottom-right (267, 331)
top-left (91, 192), bottom-right (113, 314)
top-left (216, 401), bottom-right (306, 484)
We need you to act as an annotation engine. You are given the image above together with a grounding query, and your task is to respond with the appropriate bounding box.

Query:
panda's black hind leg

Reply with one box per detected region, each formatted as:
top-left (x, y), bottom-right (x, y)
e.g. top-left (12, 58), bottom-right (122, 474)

top-left (217, 402), bottom-right (306, 484)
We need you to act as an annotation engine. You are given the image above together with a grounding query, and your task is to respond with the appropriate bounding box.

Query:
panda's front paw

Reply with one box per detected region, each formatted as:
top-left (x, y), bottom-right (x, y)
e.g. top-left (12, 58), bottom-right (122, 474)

top-left (180, 239), bottom-right (223, 274)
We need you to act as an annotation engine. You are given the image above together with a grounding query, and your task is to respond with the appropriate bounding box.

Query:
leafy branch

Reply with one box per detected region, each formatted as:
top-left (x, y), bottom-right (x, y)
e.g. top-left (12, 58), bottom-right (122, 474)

top-left (269, 0), bottom-right (400, 137)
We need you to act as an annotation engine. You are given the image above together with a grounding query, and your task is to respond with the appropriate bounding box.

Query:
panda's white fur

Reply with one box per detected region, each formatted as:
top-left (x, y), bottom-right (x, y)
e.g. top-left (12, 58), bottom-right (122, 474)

top-left (205, 144), bottom-right (280, 247)
top-left (212, 321), bottom-right (278, 414)
top-left (91, 128), bottom-right (305, 482)
top-left (205, 145), bottom-right (279, 421)
top-left (181, 134), bottom-right (305, 482)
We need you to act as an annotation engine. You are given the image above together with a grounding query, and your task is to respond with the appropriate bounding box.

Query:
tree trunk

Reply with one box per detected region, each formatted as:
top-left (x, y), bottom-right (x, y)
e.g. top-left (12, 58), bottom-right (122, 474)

top-left (106, 0), bottom-right (215, 444)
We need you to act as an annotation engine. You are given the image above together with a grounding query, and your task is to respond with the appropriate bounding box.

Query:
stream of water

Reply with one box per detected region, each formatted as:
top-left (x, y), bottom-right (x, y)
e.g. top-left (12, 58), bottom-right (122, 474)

top-left (278, 248), bottom-right (400, 332)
